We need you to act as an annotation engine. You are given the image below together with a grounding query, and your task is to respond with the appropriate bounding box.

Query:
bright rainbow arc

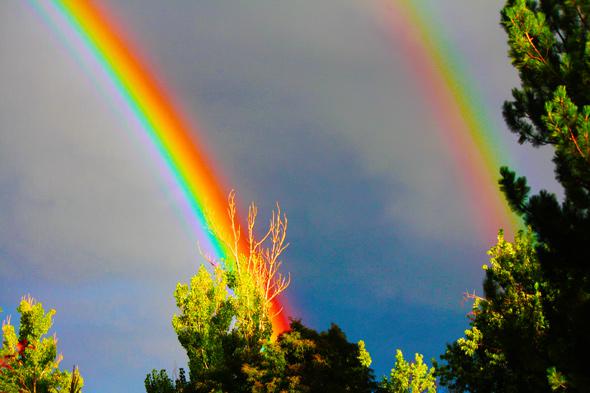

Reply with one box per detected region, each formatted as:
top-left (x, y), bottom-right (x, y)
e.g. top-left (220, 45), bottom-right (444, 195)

top-left (37, 0), bottom-right (290, 334)
top-left (375, 0), bottom-right (520, 238)
top-left (34, 0), bottom-right (517, 337)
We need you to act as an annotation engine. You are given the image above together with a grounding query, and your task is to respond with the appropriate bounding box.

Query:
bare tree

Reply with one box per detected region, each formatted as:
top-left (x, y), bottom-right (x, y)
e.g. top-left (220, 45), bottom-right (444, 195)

top-left (202, 191), bottom-right (290, 334)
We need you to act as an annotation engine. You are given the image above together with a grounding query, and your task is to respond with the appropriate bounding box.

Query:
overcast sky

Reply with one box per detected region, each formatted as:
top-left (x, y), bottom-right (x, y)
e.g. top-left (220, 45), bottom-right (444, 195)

top-left (0, 1), bottom-right (558, 391)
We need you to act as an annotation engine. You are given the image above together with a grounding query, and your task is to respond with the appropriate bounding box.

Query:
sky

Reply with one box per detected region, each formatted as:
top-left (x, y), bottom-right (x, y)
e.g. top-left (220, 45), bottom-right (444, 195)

top-left (0, 1), bottom-right (559, 391)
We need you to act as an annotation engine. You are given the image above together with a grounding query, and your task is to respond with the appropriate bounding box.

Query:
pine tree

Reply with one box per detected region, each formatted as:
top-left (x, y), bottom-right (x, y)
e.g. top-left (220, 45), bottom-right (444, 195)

top-left (500, 0), bottom-right (590, 390)
top-left (439, 1), bottom-right (590, 391)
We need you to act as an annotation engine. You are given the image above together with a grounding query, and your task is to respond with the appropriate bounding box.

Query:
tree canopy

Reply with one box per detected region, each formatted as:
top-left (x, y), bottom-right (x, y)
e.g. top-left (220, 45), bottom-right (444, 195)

top-left (500, 0), bottom-right (590, 390)
top-left (436, 231), bottom-right (551, 392)
top-left (378, 350), bottom-right (436, 393)
top-left (438, 1), bottom-right (590, 391)
top-left (0, 296), bottom-right (83, 393)
top-left (145, 196), bottom-right (433, 393)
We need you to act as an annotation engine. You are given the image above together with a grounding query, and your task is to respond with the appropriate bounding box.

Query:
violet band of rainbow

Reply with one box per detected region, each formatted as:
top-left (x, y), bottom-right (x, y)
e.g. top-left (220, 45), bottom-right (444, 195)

top-left (35, 0), bottom-right (290, 334)
top-left (377, 0), bottom-right (520, 238)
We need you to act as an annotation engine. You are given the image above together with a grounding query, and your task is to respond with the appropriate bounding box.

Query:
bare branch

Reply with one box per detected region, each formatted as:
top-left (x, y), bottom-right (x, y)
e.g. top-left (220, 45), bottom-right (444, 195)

top-left (206, 192), bottom-right (292, 336)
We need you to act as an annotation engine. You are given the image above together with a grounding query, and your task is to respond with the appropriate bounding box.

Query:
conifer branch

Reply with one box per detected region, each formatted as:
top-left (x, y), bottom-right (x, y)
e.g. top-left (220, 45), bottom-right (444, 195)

top-left (572, 0), bottom-right (590, 31)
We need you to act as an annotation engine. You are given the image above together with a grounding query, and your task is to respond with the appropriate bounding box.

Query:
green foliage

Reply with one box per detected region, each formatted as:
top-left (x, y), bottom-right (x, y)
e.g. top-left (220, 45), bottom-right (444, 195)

top-left (147, 197), bottom-right (296, 392)
top-left (148, 196), bottom-right (433, 392)
top-left (438, 1), bottom-right (590, 391)
top-left (496, 0), bottom-right (590, 390)
top-left (169, 260), bottom-right (275, 392)
top-left (547, 367), bottom-right (568, 392)
top-left (378, 350), bottom-right (436, 393)
top-left (0, 296), bottom-right (83, 393)
top-left (228, 259), bottom-right (273, 346)
top-left (144, 368), bottom-right (188, 393)
top-left (154, 311), bottom-right (377, 392)
top-left (172, 264), bottom-right (234, 383)
top-left (279, 321), bottom-right (375, 392)
top-left (503, 0), bottom-right (556, 72)
top-left (357, 340), bottom-right (372, 368)
top-left (241, 320), bottom-right (376, 393)
top-left (436, 231), bottom-right (551, 393)
top-left (145, 369), bottom-right (176, 393)
top-left (501, 0), bottom-right (590, 149)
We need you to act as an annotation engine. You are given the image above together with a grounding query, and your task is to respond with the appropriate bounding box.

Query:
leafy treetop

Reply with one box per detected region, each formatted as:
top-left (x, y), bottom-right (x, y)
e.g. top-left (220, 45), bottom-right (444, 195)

top-left (0, 296), bottom-right (83, 393)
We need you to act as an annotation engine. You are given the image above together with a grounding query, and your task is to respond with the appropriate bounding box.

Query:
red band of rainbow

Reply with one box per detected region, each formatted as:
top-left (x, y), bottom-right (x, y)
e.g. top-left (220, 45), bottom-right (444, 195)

top-left (36, 0), bottom-right (290, 334)
top-left (375, 0), bottom-right (519, 237)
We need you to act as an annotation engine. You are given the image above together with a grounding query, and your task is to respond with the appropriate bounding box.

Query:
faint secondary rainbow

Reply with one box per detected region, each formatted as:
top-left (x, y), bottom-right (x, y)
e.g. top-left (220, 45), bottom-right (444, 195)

top-left (374, 0), bottom-right (520, 238)
top-left (32, 0), bottom-right (289, 334)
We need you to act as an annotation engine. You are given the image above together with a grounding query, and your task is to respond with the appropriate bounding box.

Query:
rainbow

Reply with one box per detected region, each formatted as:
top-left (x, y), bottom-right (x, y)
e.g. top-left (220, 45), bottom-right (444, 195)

top-left (32, 1), bottom-right (289, 334)
top-left (31, 0), bottom-right (518, 338)
top-left (373, 0), bottom-right (519, 238)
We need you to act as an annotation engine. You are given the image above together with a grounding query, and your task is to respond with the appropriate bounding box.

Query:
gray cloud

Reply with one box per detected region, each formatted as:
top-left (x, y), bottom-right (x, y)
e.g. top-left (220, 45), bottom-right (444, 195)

top-left (0, 3), bottom-right (201, 284)
top-left (103, 0), bottom-right (485, 240)
top-left (1, 1), bottom-right (560, 390)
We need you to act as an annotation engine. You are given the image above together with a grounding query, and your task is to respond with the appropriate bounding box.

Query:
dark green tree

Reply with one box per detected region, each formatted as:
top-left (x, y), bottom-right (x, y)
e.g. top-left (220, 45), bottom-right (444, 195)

top-left (242, 320), bottom-right (376, 393)
top-left (145, 369), bottom-right (176, 393)
top-left (439, 1), bottom-right (590, 391)
top-left (501, 0), bottom-right (590, 390)
top-left (144, 368), bottom-right (189, 393)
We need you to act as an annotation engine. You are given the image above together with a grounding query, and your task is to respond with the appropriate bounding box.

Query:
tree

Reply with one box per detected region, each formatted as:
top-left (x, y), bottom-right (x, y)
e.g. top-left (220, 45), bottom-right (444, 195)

top-left (438, 1), bottom-right (590, 391)
top-left (220, 190), bottom-right (291, 332)
top-left (146, 192), bottom-right (445, 392)
top-left (145, 369), bottom-right (177, 393)
top-left (172, 264), bottom-right (234, 388)
top-left (436, 231), bottom-right (551, 393)
top-left (286, 320), bottom-right (374, 392)
top-left (147, 193), bottom-right (291, 392)
top-left (498, 0), bottom-right (590, 390)
top-left (0, 296), bottom-right (83, 393)
top-left (240, 320), bottom-right (376, 393)
top-left (145, 193), bottom-right (387, 392)
top-left (378, 350), bottom-right (436, 393)
top-left (144, 368), bottom-right (188, 393)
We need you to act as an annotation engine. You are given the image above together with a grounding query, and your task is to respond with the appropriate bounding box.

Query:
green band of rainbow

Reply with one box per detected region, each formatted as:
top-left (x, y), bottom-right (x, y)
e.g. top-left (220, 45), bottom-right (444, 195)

top-left (34, 0), bottom-right (518, 338)
top-left (35, 0), bottom-right (290, 334)
top-left (375, 0), bottom-right (519, 237)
